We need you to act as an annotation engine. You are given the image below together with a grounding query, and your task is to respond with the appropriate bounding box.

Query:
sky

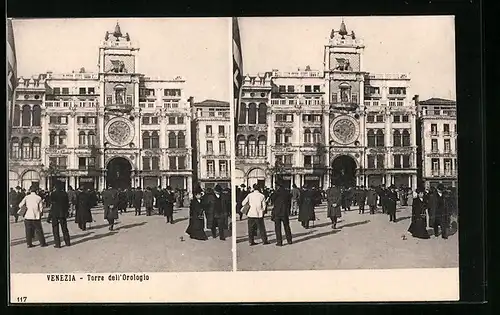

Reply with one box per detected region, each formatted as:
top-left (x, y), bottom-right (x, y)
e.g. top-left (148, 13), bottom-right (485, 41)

top-left (238, 16), bottom-right (456, 101)
top-left (11, 18), bottom-right (230, 103)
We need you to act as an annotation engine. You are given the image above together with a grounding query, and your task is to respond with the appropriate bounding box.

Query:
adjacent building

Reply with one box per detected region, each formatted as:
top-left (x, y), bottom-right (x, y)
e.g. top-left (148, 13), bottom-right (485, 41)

top-left (191, 99), bottom-right (232, 189)
top-left (416, 98), bottom-right (458, 188)
top-left (235, 20), bottom-right (419, 190)
top-left (9, 23), bottom-right (194, 192)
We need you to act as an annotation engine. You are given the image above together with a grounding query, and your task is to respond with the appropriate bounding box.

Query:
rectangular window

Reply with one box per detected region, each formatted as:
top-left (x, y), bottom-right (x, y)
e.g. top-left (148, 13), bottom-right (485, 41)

top-left (177, 116), bottom-right (184, 124)
top-left (304, 155), bottom-right (312, 167)
top-left (431, 124), bottom-right (438, 134)
top-left (177, 156), bottom-right (186, 170)
top-left (106, 95), bottom-right (113, 104)
top-left (62, 88), bottom-right (69, 95)
top-left (367, 115), bottom-right (375, 123)
top-left (402, 115), bottom-right (409, 122)
top-left (389, 101), bottom-right (396, 107)
top-left (218, 125), bottom-right (225, 136)
top-left (126, 95), bottom-right (133, 105)
top-left (431, 139), bottom-right (438, 152)
top-left (53, 87), bottom-right (60, 94)
top-left (78, 157), bottom-right (86, 169)
top-left (151, 157), bottom-right (160, 170)
top-left (443, 124), bottom-right (450, 134)
top-left (88, 87), bottom-right (95, 94)
top-left (207, 160), bottom-right (215, 176)
top-left (279, 85), bottom-right (286, 93)
top-left (142, 117), bottom-right (149, 125)
top-left (376, 155), bottom-right (384, 168)
top-left (88, 157), bottom-right (96, 168)
top-left (219, 160), bottom-right (227, 176)
top-left (207, 141), bottom-right (213, 154)
top-left (393, 115), bottom-right (401, 123)
top-left (209, 109), bottom-right (215, 117)
top-left (79, 88), bottom-right (86, 94)
top-left (444, 158), bottom-right (452, 171)
top-left (151, 117), bottom-right (159, 125)
top-left (393, 154), bottom-right (401, 168)
top-left (313, 85), bottom-right (321, 93)
top-left (402, 155), bottom-right (410, 168)
top-left (304, 85), bottom-right (312, 93)
top-left (287, 85), bottom-right (295, 93)
top-left (59, 157), bottom-right (67, 168)
top-left (219, 141), bottom-right (226, 155)
top-left (284, 154), bottom-right (292, 166)
top-left (147, 89), bottom-right (155, 97)
top-left (206, 125), bottom-right (212, 135)
top-left (49, 157), bottom-right (57, 166)
top-left (376, 115), bottom-right (384, 123)
top-left (389, 87), bottom-right (406, 95)
top-left (432, 158), bottom-right (440, 171)
top-left (142, 157), bottom-right (151, 170)
top-left (444, 139), bottom-right (451, 152)
top-left (168, 116), bottom-right (176, 124)
top-left (169, 156), bottom-right (177, 170)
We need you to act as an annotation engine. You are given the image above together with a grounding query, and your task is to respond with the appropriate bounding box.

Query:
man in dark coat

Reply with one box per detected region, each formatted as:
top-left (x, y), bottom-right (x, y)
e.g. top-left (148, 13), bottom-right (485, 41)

top-left (67, 186), bottom-right (77, 217)
top-left (357, 186), bottom-right (367, 214)
top-left (127, 188), bottom-right (134, 208)
top-left (143, 187), bottom-right (154, 217)
top-left (11, 186), bottom-right (24, 223)
top-left (102, 186), bottom-right (119, 230)
top-left (133, 187), bottom-right (143, 216)
top-left (49, 183), bottom-right (71, 248)
top-left (164, 186), bottom-right (176, 223)
top-left (430, 184), bottom-right (450, 239)
top-left (326, 183), bottom-right (342, 229)
top-left (75, 187), bottom-right (93, 231)
top-left (367, 187), bottom-right (378, 214)
top-left (271, 181), bottom-right (292, 246)
top-left (118, 188), bottom-right (128, 213)
top-left (386, 185), bottom-right (398, 222)
top-left (205, 185), bottom-right (228, 240)
top-left (408, 187), bottom-right (430, 239)
top-left (298, 185), bottom-right (316, 229)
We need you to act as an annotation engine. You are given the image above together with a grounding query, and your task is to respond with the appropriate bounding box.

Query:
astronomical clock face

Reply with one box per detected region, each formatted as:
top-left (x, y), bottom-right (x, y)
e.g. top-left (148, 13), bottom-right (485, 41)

top-left (105, 117), bottom-right (135, 147)
top-left (330, 115), bottom-right (360, 145)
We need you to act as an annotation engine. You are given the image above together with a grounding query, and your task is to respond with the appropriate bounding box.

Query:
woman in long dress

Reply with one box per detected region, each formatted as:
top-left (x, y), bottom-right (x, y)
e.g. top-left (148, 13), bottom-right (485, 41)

top-left (408, 188), bottom-right (430, 239)
top-left (298, 186), bottom-right (316, 229)
top-left (75, 187), bottom-right (93, 231)
top-left (186, 187), bottom-right (208, 240)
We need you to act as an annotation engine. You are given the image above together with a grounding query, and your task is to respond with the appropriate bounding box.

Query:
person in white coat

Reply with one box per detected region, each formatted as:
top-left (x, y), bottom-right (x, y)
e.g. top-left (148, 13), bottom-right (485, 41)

top-left (18, 186), bottom-right (47, 248)
top-left (242, 184), bottom-right (270, 246)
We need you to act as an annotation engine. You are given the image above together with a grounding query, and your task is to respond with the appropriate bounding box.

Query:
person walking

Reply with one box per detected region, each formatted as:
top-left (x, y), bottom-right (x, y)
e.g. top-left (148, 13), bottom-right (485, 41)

top-left (290, 184), bottom-right (301, 216)
top-left (271, 181), bottom-right (293, 246)
top-left (75, 187), bottom-right (93, 231)
top-left (67, 186), bottom-right (77, 218)
top-left (357, 186), bottom-right (367, 214)
top-left (298, 185), bottom-right (316, 229)
top-left (407, 188), bottom-right (430, 239)
top-left (102, 186), bottom-right (119, 231)
top-left (242, 184), bottom-right (269, 246)
top-left (49, 183), bottom-right (71, 248)
top-left (430, 184), bottom-right (450, 239)
top-left (367, 186), bottom-right (378, 214)
top-left (387, 185), bottom-right (398, 222)
top-left (18, 186), bottom-right (47, 248)
top-left (143, 187), bottom-right (154, 217)
top-left (326, 183), bottom-right (342, 229)
top-left (133, 186), bottom-right (143, 216)
top-left (185, 186), bottom-right (208, 240)
top-left (164, 186), bottom-right (176, 223)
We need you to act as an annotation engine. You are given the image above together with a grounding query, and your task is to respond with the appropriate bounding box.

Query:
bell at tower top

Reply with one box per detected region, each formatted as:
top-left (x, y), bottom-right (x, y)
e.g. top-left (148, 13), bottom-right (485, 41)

top-left (328, 19), bottom-right (364, 48)
top-left (101, 22), bottom-right (137, 50)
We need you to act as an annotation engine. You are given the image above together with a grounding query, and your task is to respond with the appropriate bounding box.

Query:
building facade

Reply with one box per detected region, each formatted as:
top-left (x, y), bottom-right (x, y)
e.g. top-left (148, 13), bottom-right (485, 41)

top-left (191, 99), bottom-right (231, 189)
top-left (235, 20), bottom-right (419, 190)
top-left (9, 23), bottom-right (193, 192)
top-left (417, 98), bottom-right (457, 188)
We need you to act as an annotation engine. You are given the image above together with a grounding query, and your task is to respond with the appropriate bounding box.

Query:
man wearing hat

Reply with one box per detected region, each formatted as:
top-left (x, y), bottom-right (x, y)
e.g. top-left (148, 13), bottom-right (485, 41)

top-left (204, 185), bottom-right (228, 240)
top-left (326, 182), bottom-right (342, 229)
top-left (386, 185), bottom-right (398, 222)
top-left (271, 181), bottom-right (292, 246)
top-left (164, 186), bottom-right (176, 223)
top-left (430, 184), bottom-right (450, 239)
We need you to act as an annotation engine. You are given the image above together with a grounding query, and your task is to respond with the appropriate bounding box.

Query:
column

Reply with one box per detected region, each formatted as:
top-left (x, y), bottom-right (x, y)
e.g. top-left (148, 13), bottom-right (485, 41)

top-left (385, 110), bottom-right (392, 147)
top-left (411, 174), bottom-right (417, 191)
top-left (356, 176), bottom-right (360, 186)
top-left (69, 176), bottom-right (75, 189)
top-left (294, 174), bottom-right (300, 186)
top-left (161, 175), bottom-right (167, 189)
top-left (99, 175), bottom-right (104, 191)
top-left (187, 176), bottom-right (192, 193)
top-left (267, 110), bottom-right (274, 162)
top-left (65, 178), bottom-right (69, 191)
top-left (159, 114), bottom-right (166, 150)
top-left (324, 172), bottom-right (330, 188)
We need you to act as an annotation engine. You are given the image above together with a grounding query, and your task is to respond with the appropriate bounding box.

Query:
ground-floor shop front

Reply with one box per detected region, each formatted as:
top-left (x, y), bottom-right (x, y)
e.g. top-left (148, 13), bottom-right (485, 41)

top-left (424, 177), bottom-right (457, 189)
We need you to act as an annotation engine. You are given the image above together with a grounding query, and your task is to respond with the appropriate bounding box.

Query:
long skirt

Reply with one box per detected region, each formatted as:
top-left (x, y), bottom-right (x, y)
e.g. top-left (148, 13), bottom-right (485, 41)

top-left (408, 217), bottom-right (430, 239)
top-left (186, 217), bottom-right (208, 240)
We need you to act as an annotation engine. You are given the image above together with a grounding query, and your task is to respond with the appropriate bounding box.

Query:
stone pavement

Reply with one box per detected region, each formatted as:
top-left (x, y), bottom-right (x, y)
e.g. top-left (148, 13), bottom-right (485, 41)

top-left (10, 206), bottom-right (232, 273)
top-left (236, 204), bottom-right (459, 271)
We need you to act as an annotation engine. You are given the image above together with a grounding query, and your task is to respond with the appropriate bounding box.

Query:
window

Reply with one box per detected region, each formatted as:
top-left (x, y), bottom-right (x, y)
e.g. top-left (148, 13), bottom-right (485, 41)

top-left (393, 115), bottom-right (401, 123)
top-left (376, 115), bottom-right (384, 123)
top-left (375, 130), bottom-right (385, 147)
top-left (151, 131), bottom-right (159, 148)
top-left (219, 160), bottom-right (228, 176)
top-left (62, 88), bottom-right (69, 95)
top-left (106, 95), bottom-right (113, 104)
top-left (207, 160), bottom-right (215, 176)
top-left (278, 85), bottom-right (286, 93)
top-left (444, 139), bottom-right (451, 152)
top-left (367, 130), bottom-right (375, 147)
top-left (142, 132), bottom-right (151, 149)
top-left (402, 130), bottom-right (410, 147)
top-left (313, 129), bottom-right (322, 143)
top-left (207, 141), bottom-right (213, 154)
top-left (169, 156), bottom-right (177, 170)
top-left (11, 138), bottom-right (20, 159)
top-left (88, 88), bottom-right (95, 94)
top-left (79, 157), bottom-right (86, 169)
top-left (389, 100), bottom-right (396, 107)
top-left (304, 129), bottom-right (312, 144)
top-left (275, 129), bottom-right (282, 144)
top-left (367, 155), bottom-right (375, 168)
top-left (443, 124), bottom-right (450, 135)
top-left (237, 135), bottom-right (246, 156)
top-left (258, 136), bottom-right (266, 156)
top-left (168, 117), bottom-right (176, 124)
top-left (305, 85), bottom-right (312, 93)
top-left (22, 138), bottom-right (31, 159)
top-left (313, 85), bottom-right (321, 93)
top-left (393, 154), bottom-right (401, 168)
top-left (13, 105), bottom-right (20, 126)
top-left (32, 105), bottom-right (41, 126)
top-left (164, 89), bottom-right (181, 97)
top-left (248, 136), bottom-right (256, 156)
top-left (59, 157), bottom-right (67, 168)
top-left (177, 156), bottom-right (185, 170)
top-left (79, 88), bottom-right (86, 94)
top-left (53, 87), bottom-right (60, 94)
top-left (209, 109), bottom-right (215, 117)
top-left (444, 159), bottom-right (452, 172)
top-left (49, 131), bottom-right (57, 146)
top-left (88, 157), bottom-right (96, 168)
top-left (367, 115), bottom-right (374, 123)
top-left (393, 130), bottom-right (402, 147)
top-left (79, 131), bottom-right (86, 146)
top-left (219, 141), bottom-right (226, 155)
top-left (142, 157), bottom-right (151, 170)
top-left (287, 85), bottom-right (295, 93)
top-left (389, 87), bottom-right (406, 95)
top-left (177, 116), bottom-right (184, 124)
top-left (376, 155), bottom-right (384, 168)
top-left (284, 129), bottom-right (292, 143)
top-left (218, 125), bottom-right (225, 136)
top-left (151, 117), bottom-right (159, 125)
top-left (239, 104), bottom-right (247, 124)
top-left (258, 103), bottom-right (267, 124)
top-left (87, 131), bottom-right (95, 146)
top-left (402, 155), bottom-right (410, 168)
top-left (22, 105), bottom-right (31, 126)
top-left (340, 86), bottom-right (350, 102)
top-left (431, 158), bottom-right (440, 171)
top-left (168, 132), bottom-right (177, 148)
top-left (402, 115), bottom-right (409, 122)
top-left (248, 103), bottom-right (257, 124)
top-left (49, 157), bottom-right (57, 167)
top-left (431, 139), bottom-right (438, 152)
top-left (206, 125), bottom-right (212, 135)
top-left (151, 157), bottom-right (160, 170)
top-left (177, 132), bottom-right (185, 148)
top-left (431, 124), bottom-right (438, 134)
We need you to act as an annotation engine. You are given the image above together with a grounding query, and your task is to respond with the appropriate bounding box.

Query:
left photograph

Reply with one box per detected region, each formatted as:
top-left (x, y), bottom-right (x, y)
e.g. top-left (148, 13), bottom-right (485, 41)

top-left (8, 18), bottom-right (233, 273)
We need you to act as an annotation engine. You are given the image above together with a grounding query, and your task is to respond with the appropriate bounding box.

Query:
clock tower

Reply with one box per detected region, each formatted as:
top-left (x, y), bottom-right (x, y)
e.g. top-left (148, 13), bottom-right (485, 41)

top-left (324, 20), bottom-right (366, 187)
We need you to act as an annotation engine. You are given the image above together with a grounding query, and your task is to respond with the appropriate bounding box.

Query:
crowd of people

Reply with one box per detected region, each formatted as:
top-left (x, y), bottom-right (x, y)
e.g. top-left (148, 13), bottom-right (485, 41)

top-left (236, 182), bottom-right (458, 246)
top-left (9, 183), bottom-right (232, 249)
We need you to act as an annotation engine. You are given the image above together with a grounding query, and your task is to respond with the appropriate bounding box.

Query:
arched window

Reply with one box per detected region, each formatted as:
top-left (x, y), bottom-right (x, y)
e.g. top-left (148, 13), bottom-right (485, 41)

top-left (275, 129), bottom-right (283, 144)
top-left (10, 137), bottom-right (20, 159)
top-left (13, 105), bottom-right (21, 126)
top-left (22, 105), bottom-right (31, 126)
top-left (367, 129), bottom-right (375, 147)
top-left (258, 103), bottom-right (267, 124)
top-left (313, 129), bottom-right (322, 144)
top-left (237, 135), bottom-right (246, 156)
top-left (151, 131), bottom-right (160, 148)
top-left (32, 105), bottom-right (41, 126)
top-left (248, 103), bottom-right (257, 124)
top-left (114, 84), bottom-right (126, 105)
top-left (142, 131), bottom-right (151, 149)
top-left (49, 131), bottom-right (57, 146)
top-left (58, 130), bottom-right (66, 146)
top-left (87, 131), bottom-right (96, 146)
top-left (393, 130), bottom-right (402, 147)
top-left (21, 137), bottom-right (31, 159)
top-left (375, 129), bottom-right (385, 147)
top-left (402, 129), bottom-right (410, 147)
top-left (304, 129), bottom-right (312, 144)
top-left (168, 131), bottom-right (177, 148)
top-left (284, 128), bottom-right (292, 143)
top-left (257, 135), bottom-right (267, 156)
top-left (238, 103), bottom-right (247, 125)
top-left (21, 170), bottom-right (40, 190)
top-left (177, 131), bottom-right (185, 148)
top-left (248, 135), bottom-right (257, 157)
top-left (79, 131), bottom-right (86, 146)
top-left (32, 138), bottom-right (41, 159)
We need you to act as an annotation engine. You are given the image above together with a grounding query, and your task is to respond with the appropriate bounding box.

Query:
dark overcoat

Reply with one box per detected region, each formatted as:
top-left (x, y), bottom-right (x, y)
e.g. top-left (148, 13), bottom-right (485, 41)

top-left (75, 191), bottom-right (93, 223)
top-left (50, 190), bottom-right (70, 219)
top-left (298, 189), bottom-right (316, 222)
top-left (271, 187), bottom-right (291, 219)
top-left (326, 186), bottom-right (342, 218)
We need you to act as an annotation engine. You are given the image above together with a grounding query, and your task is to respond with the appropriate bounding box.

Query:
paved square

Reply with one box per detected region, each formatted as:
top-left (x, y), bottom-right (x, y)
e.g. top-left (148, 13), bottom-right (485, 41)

top-left (236, 204), bottom-right (458, 271)
top-left (10, 207), bottom-right (232, 273)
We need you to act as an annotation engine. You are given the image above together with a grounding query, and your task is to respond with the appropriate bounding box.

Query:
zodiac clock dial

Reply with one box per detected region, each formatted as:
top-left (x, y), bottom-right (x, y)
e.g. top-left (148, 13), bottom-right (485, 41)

top-left (330, 115), bottom-right (359, 145)
top-left (105, 117), bottom-right (135, 147)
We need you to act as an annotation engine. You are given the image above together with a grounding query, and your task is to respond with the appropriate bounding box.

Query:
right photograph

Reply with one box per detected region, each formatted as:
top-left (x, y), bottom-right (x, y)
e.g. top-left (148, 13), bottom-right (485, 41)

top-left (233, 16), bottom-right (459, 271)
